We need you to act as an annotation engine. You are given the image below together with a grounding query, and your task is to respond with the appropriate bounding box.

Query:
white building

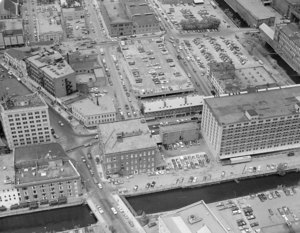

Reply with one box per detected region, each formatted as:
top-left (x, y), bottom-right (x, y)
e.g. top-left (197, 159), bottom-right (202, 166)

top-left (201, 85), bottom-right (300, 159)
top-left (71, 96), bottom-right (116, 127)
top-left (159, 200), bottom-right (229, 233)
top-left (0, 93), bottom-right (52, 149)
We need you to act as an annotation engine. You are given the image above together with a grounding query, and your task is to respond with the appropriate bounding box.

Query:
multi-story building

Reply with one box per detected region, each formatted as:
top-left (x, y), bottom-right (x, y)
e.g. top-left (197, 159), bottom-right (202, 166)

top-left (0, 93), bottom-right (52, 149)
top-left (4, 47), bottom-right (31, 76)
top-left (71, 97), bottom-right (116, 127)
top-left (208, 62), bottom-right (278, 95)
top-left (0, 153), bottom-right (20, 208)
top-left (67, 50), bottom-right (101, 74)
top-left (272, 0), bottom-right (300, 22)
top-left (0, 0), bottom-right (19, 19)
top-left (35, 2), bottom-right (63, 42)
top-left (0, 19), bottom-right (25, 49)
top-left (142, 95), bottom-right (204, 120)
top-left (201, 85), bottom-right (300, 160)
top-left (101, 0), bottom-right (159, 37)
top-left (99, 119), bottom-right (157, 176)
top-left (14, 143), bottom-right (82, 204)
top-left (159, 200), bottom-right (229, 233)
top-left (223, 0), bottom-right (275, 27)
top-left (274, 23), bottom-right (300, 74)
top-left (25, 48), bottom-right (76, 97)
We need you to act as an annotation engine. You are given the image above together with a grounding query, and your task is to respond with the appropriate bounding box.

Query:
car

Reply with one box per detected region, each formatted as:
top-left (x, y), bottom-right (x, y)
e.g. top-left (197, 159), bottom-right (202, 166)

top-left (250, 222), bottom-right (259, 228)
top-left (58, 121), bottom-right (64, 126)
top-left (98, 183), bottom-right (103, 189)
top-left (97, 205), bottom-right (104, 214)
top-left (53, 134), bottom-right (59, 139)
top-left (81, 156), bottom-right (86, 163)
top-left (94, 134), bottom-right (99, 139)
top-left (150, 181), bottom-right (156, 187)
top-left (275, 190), bottom-right (281, 198)
top-left (111, 207), bottom-right (117, 215)
top-left (87, 153), bottom-right (92, 159)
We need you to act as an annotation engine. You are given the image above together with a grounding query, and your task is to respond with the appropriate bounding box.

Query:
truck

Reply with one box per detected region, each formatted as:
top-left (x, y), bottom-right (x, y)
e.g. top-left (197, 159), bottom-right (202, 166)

top-left (100, 48), bottom-right (104, 55)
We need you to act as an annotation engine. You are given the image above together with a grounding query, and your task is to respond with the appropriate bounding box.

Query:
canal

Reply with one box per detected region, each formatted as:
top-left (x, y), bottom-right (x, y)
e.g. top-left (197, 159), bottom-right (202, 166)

top-left (126, 172), bottom-right (300, 214)
top-left (0, 205), bottom-right (97, 233)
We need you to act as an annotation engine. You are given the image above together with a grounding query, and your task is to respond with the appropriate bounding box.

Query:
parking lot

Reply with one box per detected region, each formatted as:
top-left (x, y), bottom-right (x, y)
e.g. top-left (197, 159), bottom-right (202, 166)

top-left (64, 18), bottom-right (90, 39)
top-left (211, 186), bottom-right (300, 233)
top-left (120, 38), bottom-right (193, 96)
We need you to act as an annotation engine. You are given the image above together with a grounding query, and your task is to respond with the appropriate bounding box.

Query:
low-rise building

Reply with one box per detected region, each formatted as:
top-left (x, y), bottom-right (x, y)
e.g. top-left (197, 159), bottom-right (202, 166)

top-left (62, 7), bottom-right (84, 21)
top-left (101, 0), bottom-right (159, 37)
top-left (99, 119), bottom-right (157, 176)
top-left (208, 62), bottom-right (278, 95)
top-left (36, 3), bottom-right (63, 42)
top-left (67, 50), bottom-right (101, 74)
top-left (25, 48), bottom-right (76, 97)
top-left (201, 85), bottom-right (300, 160)
top-left (160, 122), bottom-right (200, 146)
top-left (14, 143), bottom-right (82, 204)
top-left (142, 95), bottom-right (204, 120)
top-left (159, 200), bottom-right (229, 233)
top-left (0, 93), bottom-right (52, 149)
top-left (223, 0), bottom-right (275, 27)
top-left (0, 19), bottom-right (24, 49)
top-left (71, 97), bottom-right (116, 127)
top-left (0, 153), bottom-right (19, 208)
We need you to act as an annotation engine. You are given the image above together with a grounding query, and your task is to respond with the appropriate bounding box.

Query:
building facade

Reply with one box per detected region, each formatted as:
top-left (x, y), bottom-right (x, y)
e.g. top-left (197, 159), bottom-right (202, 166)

top-left (14, 143), bottom-right (82, 204)
top-left (71, 97), bottom-right (116, 127)
top-left (99, 119), bottom-right (157, 176)
top-left (201, 85), bottom-right (300, 160)
top-left (142, 95), bottom-right (204, 120)
top-left (3, 48), bottom-right (31, 76)
top-left (25, 48), bottom-right (76, 97)
top-left (0, 93), bottom-right (52, 149)
top-left (0, 19), bottom-right (25, 49)
top-left (274, 23), bottom-right (300, 74)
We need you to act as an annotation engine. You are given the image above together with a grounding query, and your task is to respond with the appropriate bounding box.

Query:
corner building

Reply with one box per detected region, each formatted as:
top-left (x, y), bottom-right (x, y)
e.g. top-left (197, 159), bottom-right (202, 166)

top-left (201, 86), bottom-right (300, 159)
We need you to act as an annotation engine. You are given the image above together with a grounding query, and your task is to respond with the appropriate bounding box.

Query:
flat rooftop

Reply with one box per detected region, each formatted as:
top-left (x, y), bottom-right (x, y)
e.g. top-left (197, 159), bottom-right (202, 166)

top-left (103, 0), bottom-right (131, 24)
top-left (0, 153), bottom-right (15, 190)
top-left (160, 122), bottom-right (200, 133)
top-left (214, 66), bottom-right (278, 93)
top-left (205, 85), bottom-right (300, 125)
top-left (0, 19), bottom-right (23, 34)
top-left (1, 93), bottom-right (46, 111)
top-left (160, 200), bottom-right (229, 233)
top-left (36, 3), bottom-right (63, 35)
top-left (238, 0), bottom-right (275, 20)
top-left (98, 119), bottom-right (157, 154)
top-left (143, 94), bottom-right (204, 113)
top-left (71, 97), bottom-right (116, 116)
top-left (27, 49), bottom-right (75, 79)
top-left (279, 23), bottom-right (300, 47)
top-left (14, 143), bottom-right (80, 186)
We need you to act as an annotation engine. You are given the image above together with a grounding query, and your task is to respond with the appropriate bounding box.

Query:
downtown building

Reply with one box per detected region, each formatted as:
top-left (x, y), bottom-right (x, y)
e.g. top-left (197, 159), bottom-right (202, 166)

top-left (0, 93), bottom-right (51, 149)
top-left (98, 119), bottom-right (158, 177)
top-left (201, 85), bottom-right (300, 160)
top-left (25, 48), bottom-right (76, 97)
top-left (14, 143), bottom-right (82, 204)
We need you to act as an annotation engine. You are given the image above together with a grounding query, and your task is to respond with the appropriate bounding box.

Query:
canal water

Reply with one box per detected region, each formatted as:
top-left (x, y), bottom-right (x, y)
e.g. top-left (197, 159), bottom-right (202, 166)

top-left (126, 172), bottom-right (300, 214)
top-left (0, 205), bottom-right (97, 233)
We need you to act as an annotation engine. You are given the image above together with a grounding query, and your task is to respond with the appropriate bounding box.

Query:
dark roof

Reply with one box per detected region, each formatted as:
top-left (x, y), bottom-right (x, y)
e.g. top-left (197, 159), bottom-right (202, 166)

top-left (5, 48), bottom-right (32, 61)
top-left (3, 0), bottom-right (18, 16)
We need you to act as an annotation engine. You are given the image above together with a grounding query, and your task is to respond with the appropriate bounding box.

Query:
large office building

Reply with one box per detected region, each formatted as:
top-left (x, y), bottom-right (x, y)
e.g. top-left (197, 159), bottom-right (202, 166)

top-left (0, 93), bottom-right (52, 149)
top-left (99, 119), bottom-right (157, 176)
top-left (101, 0), bottom-right (160, 37)
top-left (71, 97), bottom-right (117, 127)
top-left (25, 48), bottom-right (76, 97)
top-left (14, 143), bottom-right (82, 204)
top-left (274, 23), bottom-right (300, 74)
top-left (208, 62), bottom-right (278, 95)
top-left (142, 95), bottom-right (204, 120)
top-left (201, 85), bottom-right (300, 160)
top-left (223, 0), bottom-right (275, 27)
top-left (159, 200), bottom-right (229, 233)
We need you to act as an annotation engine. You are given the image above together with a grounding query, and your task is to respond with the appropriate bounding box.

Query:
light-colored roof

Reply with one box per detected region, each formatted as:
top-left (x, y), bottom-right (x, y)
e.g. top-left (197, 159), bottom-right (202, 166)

top-left (71, 97), bottom-right (116, 116)
top-left (259, 23), bottom-right (275, 40)
top-left (0, 153), bottom-right (15, 190)
top-left (160, 200), bottom-right (229, 233)
top-left (205, 85), bottom-right (300, 125)
top-left (1, 93), bottom-right (46, 111)
top-left (143, 95), bottom-right (204, 113)
top-left (98, 119), bottom-right (157, 154)
top-left (237, 0), bottom-right (275, 20)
